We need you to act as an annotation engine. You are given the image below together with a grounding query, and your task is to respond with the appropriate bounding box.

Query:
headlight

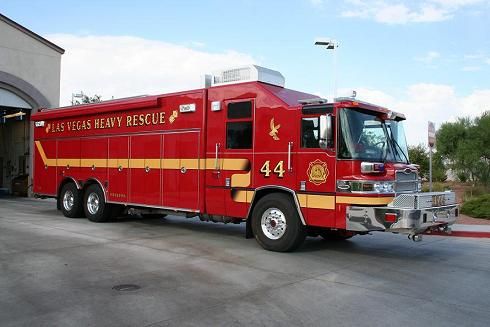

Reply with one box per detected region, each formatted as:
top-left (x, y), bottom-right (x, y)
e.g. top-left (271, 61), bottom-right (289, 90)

top-left (337, 180), bottom-right (395, 194)
top-left (374, 182), bottom-right (394, 193)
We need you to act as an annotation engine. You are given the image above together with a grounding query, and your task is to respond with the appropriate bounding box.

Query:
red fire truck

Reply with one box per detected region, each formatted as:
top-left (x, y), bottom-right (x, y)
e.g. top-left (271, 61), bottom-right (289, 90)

top-left (32, 65), bottom-right (457, 251)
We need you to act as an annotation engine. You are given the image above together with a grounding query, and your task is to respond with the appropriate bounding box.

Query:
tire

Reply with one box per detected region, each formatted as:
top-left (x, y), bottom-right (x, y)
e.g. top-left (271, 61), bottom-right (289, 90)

top-left (252, 193), bottom-right (306, 252)
top-left (59, 183), bottom-right (84, 218)
top-left (319, 230), bottom-right (355, 241)
top-left (83, 184), bottom-right (112, 222)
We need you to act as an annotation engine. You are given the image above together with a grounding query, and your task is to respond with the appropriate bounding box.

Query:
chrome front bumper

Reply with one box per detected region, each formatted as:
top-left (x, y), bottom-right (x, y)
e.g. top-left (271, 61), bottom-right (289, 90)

top-left (346, 192), bottom-right (458, 235)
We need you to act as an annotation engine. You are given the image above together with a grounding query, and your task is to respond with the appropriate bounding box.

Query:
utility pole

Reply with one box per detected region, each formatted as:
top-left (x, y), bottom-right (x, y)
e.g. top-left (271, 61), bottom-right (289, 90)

top-left (428, 121), bottom-right (436, 192)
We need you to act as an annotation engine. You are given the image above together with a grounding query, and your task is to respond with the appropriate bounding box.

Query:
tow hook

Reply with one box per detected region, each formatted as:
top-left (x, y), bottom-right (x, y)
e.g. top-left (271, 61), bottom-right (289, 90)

top-left (440, 225), bottom-right (452, 234)
top-left (408, 234), bottom-right (423, 242)
top-left (425, 225), bottom-right (452, 235)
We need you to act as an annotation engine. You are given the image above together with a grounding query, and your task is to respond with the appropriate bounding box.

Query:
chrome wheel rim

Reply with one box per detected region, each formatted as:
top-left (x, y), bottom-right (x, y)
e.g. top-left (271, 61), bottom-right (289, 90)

top-left (87, 192), bottom-right (100, 215)
top-left (261, 208), bottom-right (287, 240)
top-left (62, 190), bottom-right (74, 211)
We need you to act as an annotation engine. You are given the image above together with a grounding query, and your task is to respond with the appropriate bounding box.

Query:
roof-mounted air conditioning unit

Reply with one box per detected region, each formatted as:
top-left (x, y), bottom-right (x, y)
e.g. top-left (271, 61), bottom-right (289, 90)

top-left (205, 65), bottom-right (285, 88)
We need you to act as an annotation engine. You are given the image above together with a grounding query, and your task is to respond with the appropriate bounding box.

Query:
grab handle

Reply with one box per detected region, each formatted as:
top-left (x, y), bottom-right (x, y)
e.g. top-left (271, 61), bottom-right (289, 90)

top-left (288, 141), bottom-right (293, 172)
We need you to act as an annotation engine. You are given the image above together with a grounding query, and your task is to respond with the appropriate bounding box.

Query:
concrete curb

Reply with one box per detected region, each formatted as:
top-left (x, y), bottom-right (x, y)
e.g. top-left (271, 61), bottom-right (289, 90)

top-left (426, 224), bottom-right (490, 238)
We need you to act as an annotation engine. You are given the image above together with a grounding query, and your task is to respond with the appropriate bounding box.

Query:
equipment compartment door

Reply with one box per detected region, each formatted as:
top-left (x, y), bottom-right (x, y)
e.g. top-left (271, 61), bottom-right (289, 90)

top-left (108, 136), bottom-right (129, 203)
top-left (80, 137), bottom-right (108, 183)
top-left (33, 139), bottom-right (57, 195)
top-left (130, 134), bottom-right (161, 206)
top-left (57, 138), bottom-right (81, 184)
top-left (162, 131), bottom-right (200, 211)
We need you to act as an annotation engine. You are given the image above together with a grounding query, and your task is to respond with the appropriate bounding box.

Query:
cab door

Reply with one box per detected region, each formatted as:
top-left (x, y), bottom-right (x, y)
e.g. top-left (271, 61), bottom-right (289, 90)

top-left (295, 105), bottom-right (337, 228)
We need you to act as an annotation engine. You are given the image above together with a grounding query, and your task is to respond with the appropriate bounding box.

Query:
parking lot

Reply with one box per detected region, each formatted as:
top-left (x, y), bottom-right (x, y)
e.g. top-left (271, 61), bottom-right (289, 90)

top-left (1, 197), bottom-right (490, 326)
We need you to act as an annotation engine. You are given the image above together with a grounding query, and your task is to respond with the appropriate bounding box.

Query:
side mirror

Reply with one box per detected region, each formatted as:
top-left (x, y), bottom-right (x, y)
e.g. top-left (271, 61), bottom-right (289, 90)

top-left (319, 114), bottom-right (334, 149)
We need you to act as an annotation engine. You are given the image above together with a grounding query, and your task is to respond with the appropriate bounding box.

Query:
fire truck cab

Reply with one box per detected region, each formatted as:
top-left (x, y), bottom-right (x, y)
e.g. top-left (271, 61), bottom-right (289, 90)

top-left (32, 65), bottom-right (458, 251)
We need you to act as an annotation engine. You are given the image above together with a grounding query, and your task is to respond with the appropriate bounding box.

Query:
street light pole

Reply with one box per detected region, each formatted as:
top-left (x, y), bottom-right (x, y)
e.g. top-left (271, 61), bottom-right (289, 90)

top-left (314, 38), bottom-right (339, 101)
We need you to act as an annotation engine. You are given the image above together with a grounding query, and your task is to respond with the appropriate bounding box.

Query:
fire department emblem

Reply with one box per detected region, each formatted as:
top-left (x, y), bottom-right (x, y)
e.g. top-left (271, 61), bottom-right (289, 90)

top-left (307, 159), bottom-right (328, 185)
top-left (269, 117), bottom-right (280, 141)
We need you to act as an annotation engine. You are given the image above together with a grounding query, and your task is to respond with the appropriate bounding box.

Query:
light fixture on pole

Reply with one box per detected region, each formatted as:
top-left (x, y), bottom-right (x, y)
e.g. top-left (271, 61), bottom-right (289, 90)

top-left (314, 38), bottom-right (339, 101)
top-left (71, 91), bottom-right (85, 105)
top-left (2, 111), bottom-right (26, 119)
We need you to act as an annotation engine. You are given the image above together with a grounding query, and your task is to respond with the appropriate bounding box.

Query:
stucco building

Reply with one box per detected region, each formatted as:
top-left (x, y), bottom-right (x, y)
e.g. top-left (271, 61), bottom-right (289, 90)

top-left (0, 13), bottom-right (64, 195)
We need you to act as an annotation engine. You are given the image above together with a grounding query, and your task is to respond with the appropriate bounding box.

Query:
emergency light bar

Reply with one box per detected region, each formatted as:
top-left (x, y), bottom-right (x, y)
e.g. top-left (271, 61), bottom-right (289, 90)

top-left (210, 65), bottom-right (285, 88)
top-left (298, 98), bottom-right (328, 105)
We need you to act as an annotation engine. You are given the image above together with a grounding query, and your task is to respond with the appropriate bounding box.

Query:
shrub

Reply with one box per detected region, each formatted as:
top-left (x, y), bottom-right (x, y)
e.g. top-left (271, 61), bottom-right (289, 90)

top-left (421, 182), bottom-right (449, 192)
top-left (463, 185), bottom-right (490, 201)
top-left (461, 194), bottom-right (490, 219)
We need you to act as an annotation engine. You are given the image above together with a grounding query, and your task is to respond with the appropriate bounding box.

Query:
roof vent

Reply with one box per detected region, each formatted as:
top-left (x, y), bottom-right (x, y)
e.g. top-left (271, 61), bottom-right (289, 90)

top-left (210, 65), bottom-right (285, 87)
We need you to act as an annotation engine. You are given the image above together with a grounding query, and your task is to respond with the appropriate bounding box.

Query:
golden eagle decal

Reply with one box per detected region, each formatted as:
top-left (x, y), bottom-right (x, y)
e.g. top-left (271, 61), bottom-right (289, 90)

top-left (269, 117), bottom-right (281, 141)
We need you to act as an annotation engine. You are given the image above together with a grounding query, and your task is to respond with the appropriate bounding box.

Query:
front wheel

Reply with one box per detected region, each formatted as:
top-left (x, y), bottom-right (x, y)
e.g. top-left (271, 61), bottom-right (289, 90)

top-left (83, 184), bottom-right (112, 222)
top-left (252, 193), bottom-right (306, 252)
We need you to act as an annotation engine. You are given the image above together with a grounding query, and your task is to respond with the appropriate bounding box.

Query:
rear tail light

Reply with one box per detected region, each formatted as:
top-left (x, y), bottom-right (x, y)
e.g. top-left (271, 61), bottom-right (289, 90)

top-left (385, 213), bottom-right (397, 223)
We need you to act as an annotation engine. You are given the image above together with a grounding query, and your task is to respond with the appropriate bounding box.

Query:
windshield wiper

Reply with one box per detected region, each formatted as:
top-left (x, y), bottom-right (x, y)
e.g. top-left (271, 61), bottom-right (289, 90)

top-left (382, 123), bottom-right (409, 164)
top-left (381, 123), bottom-right (394, 163)
top-left (390, 134), bottom-right (409, 164)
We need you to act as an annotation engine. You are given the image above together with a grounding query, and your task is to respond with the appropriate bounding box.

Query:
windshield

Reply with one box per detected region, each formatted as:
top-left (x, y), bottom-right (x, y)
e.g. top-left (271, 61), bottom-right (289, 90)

top-left (338, 108), bottom-right (409, 163)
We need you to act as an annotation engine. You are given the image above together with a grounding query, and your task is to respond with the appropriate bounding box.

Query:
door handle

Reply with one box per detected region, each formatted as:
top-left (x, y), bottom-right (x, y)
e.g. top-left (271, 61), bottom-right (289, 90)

top-left (180, 167), bottom-right (187, 174)
top-left (214, 143), bottom-right (220, 170)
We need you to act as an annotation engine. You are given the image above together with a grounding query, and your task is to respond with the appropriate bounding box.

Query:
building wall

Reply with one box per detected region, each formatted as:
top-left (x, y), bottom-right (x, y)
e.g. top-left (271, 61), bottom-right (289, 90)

top-left (0, 18), bottom-right (62, 193)
top-left (0, 19), bottom-right (61, 108)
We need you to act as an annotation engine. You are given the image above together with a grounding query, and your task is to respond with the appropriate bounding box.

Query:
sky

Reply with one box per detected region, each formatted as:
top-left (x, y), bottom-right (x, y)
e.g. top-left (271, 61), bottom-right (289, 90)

top-left (1, 0), bottom-right (490, 146)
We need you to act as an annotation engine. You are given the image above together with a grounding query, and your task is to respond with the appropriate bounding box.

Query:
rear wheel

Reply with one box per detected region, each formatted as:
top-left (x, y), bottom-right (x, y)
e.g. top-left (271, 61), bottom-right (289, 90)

top-left (252, 193), bottom-right (306, 252)
top-left (60, 183), bottom-right (84, 218)
top-left (83, 184), bottom-right (112, 222)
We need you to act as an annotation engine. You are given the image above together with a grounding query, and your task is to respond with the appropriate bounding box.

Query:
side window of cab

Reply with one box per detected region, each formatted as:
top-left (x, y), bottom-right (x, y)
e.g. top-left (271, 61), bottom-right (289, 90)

top-left (301, 117), bottom-right (320, 148)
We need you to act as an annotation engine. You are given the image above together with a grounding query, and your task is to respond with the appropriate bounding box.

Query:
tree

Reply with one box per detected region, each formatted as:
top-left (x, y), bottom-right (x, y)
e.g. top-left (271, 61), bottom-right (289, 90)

top-left (437, 111), bottom-right (490, 186)
top-left (71, 92), bottom-right (102, 105)
top-left (408, 144), bottom-right (446, 182)
top-left (408, 144), bottom-right (429, 177)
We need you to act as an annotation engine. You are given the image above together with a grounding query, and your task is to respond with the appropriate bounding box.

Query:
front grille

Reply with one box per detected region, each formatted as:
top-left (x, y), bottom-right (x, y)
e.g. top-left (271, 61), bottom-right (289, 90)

top-left (395, 169), bottom-right (418, 193)
top-left (391, 194), bottom-right (417, 208)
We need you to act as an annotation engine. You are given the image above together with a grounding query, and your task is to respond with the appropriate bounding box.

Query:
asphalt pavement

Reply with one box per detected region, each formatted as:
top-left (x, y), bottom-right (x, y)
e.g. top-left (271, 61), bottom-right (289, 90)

top-left (1, 197), bottom-right (489, 327)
